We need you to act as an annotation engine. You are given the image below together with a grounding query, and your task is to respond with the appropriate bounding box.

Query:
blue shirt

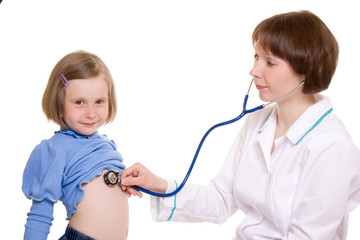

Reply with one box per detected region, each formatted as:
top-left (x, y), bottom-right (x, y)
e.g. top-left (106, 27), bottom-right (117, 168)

top-left (22, 128), bottom-right (126, 239)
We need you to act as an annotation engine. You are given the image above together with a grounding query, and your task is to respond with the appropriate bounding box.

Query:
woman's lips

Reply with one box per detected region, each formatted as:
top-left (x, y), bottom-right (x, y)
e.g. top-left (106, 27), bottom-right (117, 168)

top-left (255, 84), bottom-right (267, 90)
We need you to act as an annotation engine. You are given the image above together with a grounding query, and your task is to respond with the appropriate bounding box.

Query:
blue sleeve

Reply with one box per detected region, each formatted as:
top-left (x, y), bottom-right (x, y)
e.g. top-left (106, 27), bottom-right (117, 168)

top-left (24, 199), bottom-right (54, 240)
top-left (22, 140), bottom-right (66, 202)
top-left (22, 140), bottom-right (66, 238)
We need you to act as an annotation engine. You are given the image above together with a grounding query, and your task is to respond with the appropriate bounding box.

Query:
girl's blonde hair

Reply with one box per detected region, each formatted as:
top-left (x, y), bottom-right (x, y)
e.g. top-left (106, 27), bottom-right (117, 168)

top-left (42, 50), bottom-right (117, 128)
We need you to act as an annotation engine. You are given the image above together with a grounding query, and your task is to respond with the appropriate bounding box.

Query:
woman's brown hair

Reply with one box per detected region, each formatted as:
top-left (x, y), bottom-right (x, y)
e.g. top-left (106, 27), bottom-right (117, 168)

top-left (42, 50), bottom-right (117, 128)
top-left (252, 10), bottom-right (339, 94)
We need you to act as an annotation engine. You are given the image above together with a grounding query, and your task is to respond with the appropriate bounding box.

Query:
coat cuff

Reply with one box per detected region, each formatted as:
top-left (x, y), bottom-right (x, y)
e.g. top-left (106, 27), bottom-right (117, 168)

top-left (150, 179), bottom-right (177, 221)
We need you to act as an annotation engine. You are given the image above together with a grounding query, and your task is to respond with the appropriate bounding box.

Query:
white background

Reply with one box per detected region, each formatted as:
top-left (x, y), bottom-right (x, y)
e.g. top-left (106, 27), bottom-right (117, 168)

top-left (1, 0), bottom-right (360, 239)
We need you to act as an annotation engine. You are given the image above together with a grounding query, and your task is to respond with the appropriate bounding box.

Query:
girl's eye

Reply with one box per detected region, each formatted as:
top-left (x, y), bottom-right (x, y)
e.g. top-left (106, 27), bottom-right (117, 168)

top-left (75, 100), bottom-right (84, 105)
top-left (96, 99), bottom-right (104, 104)
top-left (254, 53), bottom-right (259, 60)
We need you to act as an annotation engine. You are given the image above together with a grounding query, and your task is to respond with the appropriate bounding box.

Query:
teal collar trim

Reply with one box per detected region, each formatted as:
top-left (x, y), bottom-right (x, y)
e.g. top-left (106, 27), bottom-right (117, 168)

top-left (295, 108), bottom-right (333, 145)
top-left (258, 112), bottom-right (272, 134)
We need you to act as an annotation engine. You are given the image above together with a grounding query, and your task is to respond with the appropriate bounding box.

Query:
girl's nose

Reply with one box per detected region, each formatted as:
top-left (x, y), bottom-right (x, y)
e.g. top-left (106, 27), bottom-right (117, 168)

top-left (85, 106), bottom-right (96, 119)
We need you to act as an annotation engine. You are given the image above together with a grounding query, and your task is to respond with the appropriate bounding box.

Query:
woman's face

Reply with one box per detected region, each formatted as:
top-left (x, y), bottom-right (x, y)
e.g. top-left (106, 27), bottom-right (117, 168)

top-left (249, 43), bottom-right (304, 103)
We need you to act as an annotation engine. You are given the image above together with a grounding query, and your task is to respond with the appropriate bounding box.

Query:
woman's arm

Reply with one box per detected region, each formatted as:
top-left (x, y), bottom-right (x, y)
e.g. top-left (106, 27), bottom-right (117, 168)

top-left (121, 129), bottom-right (245, 223)
top-left (121, 162), bottom-right (239, 223)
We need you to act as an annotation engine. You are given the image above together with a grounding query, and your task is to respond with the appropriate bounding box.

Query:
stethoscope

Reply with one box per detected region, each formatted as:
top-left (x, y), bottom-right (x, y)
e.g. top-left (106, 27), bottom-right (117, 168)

top-left (104, 78), bottom-right (305, 197)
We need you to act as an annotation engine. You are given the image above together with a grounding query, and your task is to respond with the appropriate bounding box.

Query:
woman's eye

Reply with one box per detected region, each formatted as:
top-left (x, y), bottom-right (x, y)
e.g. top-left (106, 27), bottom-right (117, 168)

top-left (267, 61), bottom-right (275, 66)
top-left (254, 53), bottom-right (259, 60)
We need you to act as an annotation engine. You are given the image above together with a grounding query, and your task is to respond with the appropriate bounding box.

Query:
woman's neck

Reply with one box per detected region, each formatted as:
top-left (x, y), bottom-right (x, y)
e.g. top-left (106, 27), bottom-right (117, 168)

top-left (274, 93), bottom-right (316, 139)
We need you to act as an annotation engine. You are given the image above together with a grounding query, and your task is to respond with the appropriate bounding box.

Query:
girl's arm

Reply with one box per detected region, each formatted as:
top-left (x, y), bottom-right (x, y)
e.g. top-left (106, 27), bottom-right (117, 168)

top-left (24, 199), bottom-right (55, 240)
top-left (22, 140), bottom-right (64, 239)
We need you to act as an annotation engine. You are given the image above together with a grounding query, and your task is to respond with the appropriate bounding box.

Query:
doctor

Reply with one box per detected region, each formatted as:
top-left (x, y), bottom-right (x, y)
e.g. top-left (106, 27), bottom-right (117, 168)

top-left (121, 10), bottom-right (360, 239)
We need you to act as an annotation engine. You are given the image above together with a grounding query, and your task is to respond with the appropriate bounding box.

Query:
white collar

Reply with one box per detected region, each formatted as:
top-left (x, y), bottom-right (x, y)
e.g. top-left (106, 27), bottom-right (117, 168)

top-left (258, 95), bottom-right (333, 145)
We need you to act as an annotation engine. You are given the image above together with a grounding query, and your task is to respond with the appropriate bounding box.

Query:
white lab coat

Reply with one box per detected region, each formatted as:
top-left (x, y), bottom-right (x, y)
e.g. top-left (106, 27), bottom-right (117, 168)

top-left (151, 95), bottom-right (360, 240)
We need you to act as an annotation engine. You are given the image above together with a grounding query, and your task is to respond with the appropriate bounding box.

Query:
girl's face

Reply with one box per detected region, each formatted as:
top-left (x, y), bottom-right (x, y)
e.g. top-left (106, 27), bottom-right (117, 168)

top-left (62, 74), bottom-right (109, 136)
top-left (249, 44), bottom-right (304, 103)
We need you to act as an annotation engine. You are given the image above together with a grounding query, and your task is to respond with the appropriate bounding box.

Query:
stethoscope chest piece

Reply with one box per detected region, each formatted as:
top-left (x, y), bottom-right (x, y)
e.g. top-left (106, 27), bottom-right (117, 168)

top-left (104, 170), bottom-right (120, 185)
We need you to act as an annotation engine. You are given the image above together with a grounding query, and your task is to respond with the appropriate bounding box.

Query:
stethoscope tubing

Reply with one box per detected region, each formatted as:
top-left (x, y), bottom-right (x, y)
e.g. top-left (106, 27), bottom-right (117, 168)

top-left (130, 79), bottom-right (304, 197)
top-left (131, 94), bottom-right (264, 197)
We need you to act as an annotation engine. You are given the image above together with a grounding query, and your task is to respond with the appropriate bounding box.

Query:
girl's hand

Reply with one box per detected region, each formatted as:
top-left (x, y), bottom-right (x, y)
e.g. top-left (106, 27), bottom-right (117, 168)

top-left (120, 162), bottom-right (168, 198)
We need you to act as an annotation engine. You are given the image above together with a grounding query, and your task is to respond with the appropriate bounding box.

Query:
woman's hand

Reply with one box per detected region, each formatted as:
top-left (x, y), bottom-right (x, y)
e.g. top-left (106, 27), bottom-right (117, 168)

top-left (120, 162), bottom-right (168, 198)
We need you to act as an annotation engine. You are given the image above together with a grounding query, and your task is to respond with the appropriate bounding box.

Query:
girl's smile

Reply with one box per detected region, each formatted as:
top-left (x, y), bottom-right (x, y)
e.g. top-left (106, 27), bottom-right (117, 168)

top-left (62, 74), bottom-right (109, 136)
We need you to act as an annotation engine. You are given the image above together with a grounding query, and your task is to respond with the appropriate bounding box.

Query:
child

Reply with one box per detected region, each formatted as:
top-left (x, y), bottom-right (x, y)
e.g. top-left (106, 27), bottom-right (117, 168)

top-left (22, 50), bottom-right (128, 240)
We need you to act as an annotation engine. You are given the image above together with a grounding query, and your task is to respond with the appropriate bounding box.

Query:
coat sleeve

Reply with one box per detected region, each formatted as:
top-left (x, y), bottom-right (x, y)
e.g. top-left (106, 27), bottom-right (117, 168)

top-left (150, 127), bottom-right (246, 223)
top-left (149, 109), bottom-right (269, 224)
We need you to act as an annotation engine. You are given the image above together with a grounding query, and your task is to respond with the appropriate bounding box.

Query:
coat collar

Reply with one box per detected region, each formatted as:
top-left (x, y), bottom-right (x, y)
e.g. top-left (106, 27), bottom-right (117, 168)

top-left (257, 94), bottom-right (333, 146)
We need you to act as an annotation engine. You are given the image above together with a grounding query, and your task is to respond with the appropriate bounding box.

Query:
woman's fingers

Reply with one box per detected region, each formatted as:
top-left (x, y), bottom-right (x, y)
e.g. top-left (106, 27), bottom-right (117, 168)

top-left (122, 186), bottom-right (143, 198)
top-left (120, 162), bottom-right (168, 194)
top-left (121, 162), bottom-right (143, 179)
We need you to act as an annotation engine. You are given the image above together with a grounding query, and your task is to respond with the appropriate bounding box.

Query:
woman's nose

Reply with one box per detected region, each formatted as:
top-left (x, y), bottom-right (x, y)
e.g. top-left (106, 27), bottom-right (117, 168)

top-left (249, 62), bottom-right (261, 78)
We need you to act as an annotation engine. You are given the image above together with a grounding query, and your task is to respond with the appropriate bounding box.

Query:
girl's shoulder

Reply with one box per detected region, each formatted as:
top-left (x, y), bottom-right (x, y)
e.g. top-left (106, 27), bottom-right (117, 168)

top-left (23, 135), bottom-right (67, 202)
